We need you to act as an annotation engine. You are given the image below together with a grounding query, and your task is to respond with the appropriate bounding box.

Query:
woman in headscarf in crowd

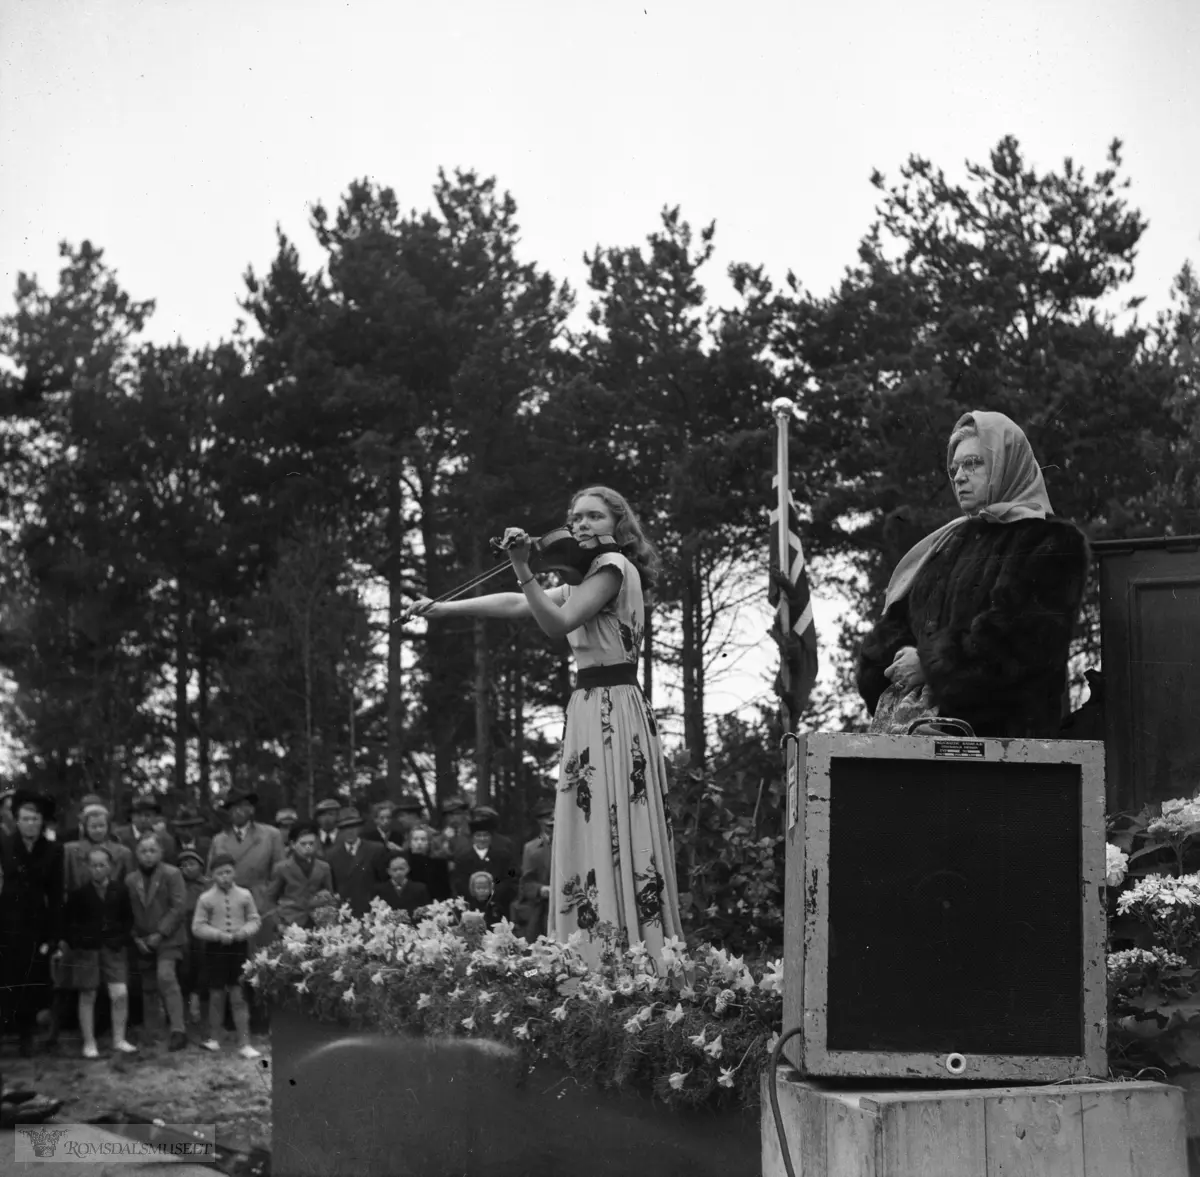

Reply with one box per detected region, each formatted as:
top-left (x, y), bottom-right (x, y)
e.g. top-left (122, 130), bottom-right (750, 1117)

top-left (858, 411), bottom-right (1089, 739)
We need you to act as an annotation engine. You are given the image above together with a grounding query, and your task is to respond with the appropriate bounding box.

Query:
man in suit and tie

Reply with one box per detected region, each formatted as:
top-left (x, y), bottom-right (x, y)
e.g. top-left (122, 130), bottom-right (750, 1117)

top-left (205, 789), bottom-right (285, 949)
top-left (327, 808), bottom-right (387, 917)
top-left (172, 806), bottom-right (211, 865)
top-left (510, 797), bottom-right (554, 942)
top-left (117, 796), bottom-right (178, 865)
top-left (313, 798), bottom-right (342, 858)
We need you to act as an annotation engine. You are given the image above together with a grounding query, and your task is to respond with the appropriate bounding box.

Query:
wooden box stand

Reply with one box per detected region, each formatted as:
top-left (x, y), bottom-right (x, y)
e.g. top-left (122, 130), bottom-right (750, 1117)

top-left (761, 1067), bottom-right (1186, 1177)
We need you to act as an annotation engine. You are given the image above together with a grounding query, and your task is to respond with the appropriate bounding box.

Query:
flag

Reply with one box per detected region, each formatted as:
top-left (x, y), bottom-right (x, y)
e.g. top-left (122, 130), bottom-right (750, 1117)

top-left (769, 472), bottom-right (818, 730)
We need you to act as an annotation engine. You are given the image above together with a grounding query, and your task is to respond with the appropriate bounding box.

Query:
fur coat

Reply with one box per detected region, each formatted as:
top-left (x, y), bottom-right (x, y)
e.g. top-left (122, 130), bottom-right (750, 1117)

top-left (857, 516), bottom-right (1089, 739)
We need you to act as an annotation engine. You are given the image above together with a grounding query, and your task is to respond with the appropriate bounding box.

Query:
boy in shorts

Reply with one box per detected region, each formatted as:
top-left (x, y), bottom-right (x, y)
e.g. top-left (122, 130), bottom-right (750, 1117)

top-left (60, 845), bottom-right (138, 1058)
top-left (177, 849), bottom-right (209, 1024)
top-left (192, 852), bottom-right (262, 1059)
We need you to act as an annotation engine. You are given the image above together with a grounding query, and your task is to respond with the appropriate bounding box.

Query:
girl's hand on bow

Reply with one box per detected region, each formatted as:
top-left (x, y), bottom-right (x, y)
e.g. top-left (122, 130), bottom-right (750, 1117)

top-left (403, 596), bottom-right (439, 621)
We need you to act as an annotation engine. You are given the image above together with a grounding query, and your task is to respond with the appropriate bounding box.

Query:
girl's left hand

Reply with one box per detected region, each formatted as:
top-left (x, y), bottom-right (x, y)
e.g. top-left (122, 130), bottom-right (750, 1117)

top-left (499, 527), bottom-right (531, 562)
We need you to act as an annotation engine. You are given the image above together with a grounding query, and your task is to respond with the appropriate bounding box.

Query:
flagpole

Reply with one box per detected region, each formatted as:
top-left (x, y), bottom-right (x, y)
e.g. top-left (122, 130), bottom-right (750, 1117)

top-left (771, 396), bottom-right (795, 732)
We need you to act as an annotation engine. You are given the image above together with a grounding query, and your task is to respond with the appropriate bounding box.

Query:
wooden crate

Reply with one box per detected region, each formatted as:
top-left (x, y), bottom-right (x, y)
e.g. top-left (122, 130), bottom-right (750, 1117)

top-left (761, 1067), bottom-right (1186, 1177)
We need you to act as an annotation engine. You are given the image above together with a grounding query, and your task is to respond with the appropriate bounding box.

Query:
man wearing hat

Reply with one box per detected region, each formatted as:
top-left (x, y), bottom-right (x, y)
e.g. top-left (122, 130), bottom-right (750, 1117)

top-left (274, 808), bottom-right (298, 842)
top-left (326, 808), bottom-right (387, 917)
top-left (510, 798), bottom-right (555, 942)
top-left (469, 805), bottom-right (516, 859)
top-left (452, 810), bottom-right (517, 909)
top-left (117, 795), bottom-right (178, 866)
top-left (172, 806), bottom-right (211, 867)
top-left (0, 789), bottom-right (62, 1056)
top-left (204, 789), bottom-right (285, 950)
top-left (313, 798), bottom-right (342, 858)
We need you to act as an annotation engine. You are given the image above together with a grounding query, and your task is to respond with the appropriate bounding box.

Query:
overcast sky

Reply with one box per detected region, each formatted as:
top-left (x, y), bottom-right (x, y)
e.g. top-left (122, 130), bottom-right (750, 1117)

top-left (1, 0), bottom-right (1197, 732)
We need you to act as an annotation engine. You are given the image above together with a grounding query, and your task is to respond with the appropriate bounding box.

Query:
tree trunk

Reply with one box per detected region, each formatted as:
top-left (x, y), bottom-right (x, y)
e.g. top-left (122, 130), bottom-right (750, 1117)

top-left (386, 457), bottom-right (406, 798)
top-left (197, 606), bottom-right (209, 808)
top-left (348, 679), bottom-right (356, 802)
top-left (680, 544), bottom-right (706, 764)
top-left (302, 608), bottom-right (314, 815)
top-left (174, 582), bottom-right (189, 801)
top-left (417, 470), bottom-right (458, 808)
top-left (473, 540), bottom-right (493, 805)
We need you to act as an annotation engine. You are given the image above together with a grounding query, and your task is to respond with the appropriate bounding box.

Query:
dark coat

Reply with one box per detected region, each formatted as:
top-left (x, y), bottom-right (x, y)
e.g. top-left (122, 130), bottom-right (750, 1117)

top-left (510, 835), bottom-right (551, 941)
top-left (372, 879), bottom-right (431, 915)
top-left (406, 853), bottom-right (452, 902)
top-left (64, 881), bottom-right (134, 950)
top-left (126, 863), bottom-right (189, 952)
top-left (857, 517), bottom-right (1089, 739)
top-left (327, 839), bottom-right (388, 917)
top-left (453, 847), bottom-right (518, 907)
top-left (267, 855), bottom-right (334, 927)
top-left (0, 831), bottom-right (64, 945)
top-left (314, 828), bottom-right (341, 860)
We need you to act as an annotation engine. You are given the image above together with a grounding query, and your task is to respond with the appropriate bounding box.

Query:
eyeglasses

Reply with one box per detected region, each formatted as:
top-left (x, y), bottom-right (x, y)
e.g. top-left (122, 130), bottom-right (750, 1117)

top-left (947, 456), bottom-right (986, 479)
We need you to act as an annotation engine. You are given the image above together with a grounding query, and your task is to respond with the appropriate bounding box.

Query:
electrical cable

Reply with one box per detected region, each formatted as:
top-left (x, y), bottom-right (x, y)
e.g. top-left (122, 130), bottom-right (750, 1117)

top-left (767, 1025), bottom-right (804, 1177)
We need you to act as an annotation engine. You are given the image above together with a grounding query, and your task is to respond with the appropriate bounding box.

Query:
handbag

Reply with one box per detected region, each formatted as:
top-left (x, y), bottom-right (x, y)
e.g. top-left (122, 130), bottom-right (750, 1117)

top-left (868, 682), bottom-right (939, 734)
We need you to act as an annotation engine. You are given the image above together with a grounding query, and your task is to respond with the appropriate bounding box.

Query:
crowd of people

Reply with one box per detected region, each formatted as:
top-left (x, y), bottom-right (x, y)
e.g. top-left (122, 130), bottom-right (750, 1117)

top-left (0, 782), bottom-right (555, 1061)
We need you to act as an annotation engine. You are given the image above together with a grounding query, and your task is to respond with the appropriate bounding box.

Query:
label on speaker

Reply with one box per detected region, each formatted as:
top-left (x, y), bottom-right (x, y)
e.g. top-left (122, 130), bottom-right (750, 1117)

top-left (787, 742), bottom-right (800, 829)
top-left (934, 740), bottom-right (986, 758)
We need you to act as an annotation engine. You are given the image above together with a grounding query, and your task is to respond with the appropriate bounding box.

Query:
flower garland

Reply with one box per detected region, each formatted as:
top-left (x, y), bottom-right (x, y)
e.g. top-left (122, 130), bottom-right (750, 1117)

top-left (246, 898), bottom-right (784, 1111)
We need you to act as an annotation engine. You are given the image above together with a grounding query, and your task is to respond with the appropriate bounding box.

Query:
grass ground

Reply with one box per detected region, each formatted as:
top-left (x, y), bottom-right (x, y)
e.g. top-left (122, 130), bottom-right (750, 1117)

top-left (1, 1031), bottom-right (272, 1154)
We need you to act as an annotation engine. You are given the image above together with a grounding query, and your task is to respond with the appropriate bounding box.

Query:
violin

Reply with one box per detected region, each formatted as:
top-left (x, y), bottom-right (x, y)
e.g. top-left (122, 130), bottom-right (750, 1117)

top-left (395, 528), bottom-right (624, 625)
top-left (490, 527), bottom-right (622, 586)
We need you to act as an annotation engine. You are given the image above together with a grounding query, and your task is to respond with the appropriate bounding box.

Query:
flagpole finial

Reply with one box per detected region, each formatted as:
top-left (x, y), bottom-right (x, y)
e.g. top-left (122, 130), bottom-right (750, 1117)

top-left (771, 397), bottom-right (795, 419)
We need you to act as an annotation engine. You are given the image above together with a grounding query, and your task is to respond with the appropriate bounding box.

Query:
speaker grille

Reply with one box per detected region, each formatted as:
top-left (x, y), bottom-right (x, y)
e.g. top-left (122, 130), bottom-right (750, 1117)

top-left (826, 757), bottom-right (1083, 1056)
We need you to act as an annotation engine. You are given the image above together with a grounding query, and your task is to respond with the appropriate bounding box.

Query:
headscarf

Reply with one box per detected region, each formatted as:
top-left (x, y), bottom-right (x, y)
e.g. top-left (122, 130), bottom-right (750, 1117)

top-left (883, 411), bottom-right (1052, 611)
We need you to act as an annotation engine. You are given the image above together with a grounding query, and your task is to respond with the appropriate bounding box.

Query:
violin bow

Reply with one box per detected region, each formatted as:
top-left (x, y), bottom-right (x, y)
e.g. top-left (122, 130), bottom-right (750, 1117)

top-left (392, 558), bottom-right (515, 626)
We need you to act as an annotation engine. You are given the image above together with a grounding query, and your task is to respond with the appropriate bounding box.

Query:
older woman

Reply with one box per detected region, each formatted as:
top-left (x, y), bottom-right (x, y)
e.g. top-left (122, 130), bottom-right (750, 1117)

top-left (857, 410), bottom-right (1089, 739)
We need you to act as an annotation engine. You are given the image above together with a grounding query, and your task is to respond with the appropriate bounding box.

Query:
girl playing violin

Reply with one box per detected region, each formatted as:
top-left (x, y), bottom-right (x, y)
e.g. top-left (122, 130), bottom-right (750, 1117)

top-left (409, 487), bottom-right (683, 969)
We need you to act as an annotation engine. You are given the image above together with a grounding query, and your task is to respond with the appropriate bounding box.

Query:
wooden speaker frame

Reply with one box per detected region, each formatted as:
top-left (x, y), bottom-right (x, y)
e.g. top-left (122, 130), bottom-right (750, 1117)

top-left (782, 732), bottom-right (1107, 1082)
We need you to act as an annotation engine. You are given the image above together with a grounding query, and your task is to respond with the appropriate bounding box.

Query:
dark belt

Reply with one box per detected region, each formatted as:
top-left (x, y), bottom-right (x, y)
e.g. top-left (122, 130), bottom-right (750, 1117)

top-left (575, 664), bottom-right (639, 691)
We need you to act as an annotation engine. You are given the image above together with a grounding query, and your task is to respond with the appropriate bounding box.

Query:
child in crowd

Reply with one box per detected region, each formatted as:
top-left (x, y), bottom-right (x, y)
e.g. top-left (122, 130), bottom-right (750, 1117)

top-left (177, 849), bottom-right (209, 1024)
top-left (266, 825), bottom-right (333, 930)
top-left (192, 852), bottom-right (262, 1059)
top-left (60, 846), bottom-right (138, 1059)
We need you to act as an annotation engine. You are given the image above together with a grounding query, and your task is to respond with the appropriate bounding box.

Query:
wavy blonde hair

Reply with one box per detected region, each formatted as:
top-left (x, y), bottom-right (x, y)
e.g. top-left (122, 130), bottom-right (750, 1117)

top-left (568, 486), bottom-right (661, 593)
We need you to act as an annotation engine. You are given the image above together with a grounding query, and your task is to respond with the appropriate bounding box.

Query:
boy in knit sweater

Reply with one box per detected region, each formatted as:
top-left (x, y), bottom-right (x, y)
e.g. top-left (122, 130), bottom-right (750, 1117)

top-left (191, 852), bottom-right (261, 1059)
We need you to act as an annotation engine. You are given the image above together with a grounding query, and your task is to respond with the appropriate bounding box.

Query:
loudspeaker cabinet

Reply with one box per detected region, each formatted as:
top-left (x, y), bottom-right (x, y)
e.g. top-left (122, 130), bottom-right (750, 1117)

top-left (782, 733), bottom-right (1107, 1082)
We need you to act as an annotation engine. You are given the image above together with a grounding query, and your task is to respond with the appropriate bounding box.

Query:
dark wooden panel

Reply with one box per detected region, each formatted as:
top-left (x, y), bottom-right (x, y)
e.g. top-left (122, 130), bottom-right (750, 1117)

top-left (1098, 543), bottom-right (1200, 813)
top-left (1130, 577), bottom-right (1200, 807)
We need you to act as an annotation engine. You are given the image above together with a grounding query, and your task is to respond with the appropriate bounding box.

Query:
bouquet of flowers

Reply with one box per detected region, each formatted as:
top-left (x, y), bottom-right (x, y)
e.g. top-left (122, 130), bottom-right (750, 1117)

top-left (246, 898), bottom-right (784, 1111)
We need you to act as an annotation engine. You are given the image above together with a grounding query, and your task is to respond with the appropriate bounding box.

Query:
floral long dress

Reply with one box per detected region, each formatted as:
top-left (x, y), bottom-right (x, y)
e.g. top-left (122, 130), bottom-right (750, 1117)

top-left (548, 552), bottom-right (684, 969)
